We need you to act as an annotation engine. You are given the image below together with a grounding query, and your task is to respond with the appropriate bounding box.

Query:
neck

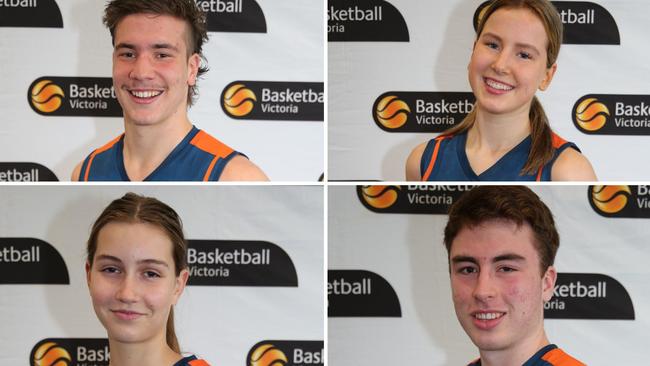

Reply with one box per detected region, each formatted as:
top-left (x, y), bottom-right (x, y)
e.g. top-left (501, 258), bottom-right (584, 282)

top-left (468, 106), bottom-right (531, 153)
top-left (107, 336), bottom-right (181, 366)
top-left (478, 329), bottom-right (550, 366)
top-left (122, 117), bottom-right (193, 181)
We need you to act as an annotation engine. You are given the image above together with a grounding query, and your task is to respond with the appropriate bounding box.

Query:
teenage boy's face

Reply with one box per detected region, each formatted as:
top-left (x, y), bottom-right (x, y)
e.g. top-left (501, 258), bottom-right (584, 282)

top-left (112, 13), bottom-right (199, 127)
top-left (449, 219), bottom-right (556, 353)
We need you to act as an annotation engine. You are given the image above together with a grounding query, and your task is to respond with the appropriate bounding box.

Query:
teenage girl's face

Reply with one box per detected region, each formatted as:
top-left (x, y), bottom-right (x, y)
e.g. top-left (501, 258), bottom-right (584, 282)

top-left (468, 7), bottom-right (557, 118)
top-left (86, 221), bottom-right (188, 345)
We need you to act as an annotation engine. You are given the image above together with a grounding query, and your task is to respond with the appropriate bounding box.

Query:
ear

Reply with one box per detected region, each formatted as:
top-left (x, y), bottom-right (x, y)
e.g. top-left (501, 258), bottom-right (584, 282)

top-left (187, 53), bottom-right (200, 86)
top-left (541, 265), bottom-right (557, 302)
top-left (539, 63), bottom-right (557, 91)
top-left (173, 268), bottom-right (190, 305)
top-left (85, 261), bottom-right (91, 286)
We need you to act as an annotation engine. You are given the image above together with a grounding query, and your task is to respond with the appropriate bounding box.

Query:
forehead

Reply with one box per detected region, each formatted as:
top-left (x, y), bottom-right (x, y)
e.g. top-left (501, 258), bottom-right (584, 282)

top-left (113, 13), bottom-right (190, 50)
top-left (450, 219), bottom-right (540, 262)
top-left (482, 7), bottom-right (549, 50)
top-left (95, 221), bottom-right (174, 262)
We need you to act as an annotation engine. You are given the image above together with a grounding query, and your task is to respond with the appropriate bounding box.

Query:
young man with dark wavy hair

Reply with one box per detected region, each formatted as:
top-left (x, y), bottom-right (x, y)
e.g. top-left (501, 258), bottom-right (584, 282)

top-left (72, 0), bottom-right (267, 181)
top-left (444, 186), bottom-right (584, 366)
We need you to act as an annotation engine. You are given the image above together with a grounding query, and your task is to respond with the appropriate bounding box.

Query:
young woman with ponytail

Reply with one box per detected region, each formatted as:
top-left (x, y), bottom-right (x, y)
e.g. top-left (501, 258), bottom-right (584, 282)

top-left (406, 0), bottom-right (596, 181)
top-left (86, 193), bottom-right (209, 366)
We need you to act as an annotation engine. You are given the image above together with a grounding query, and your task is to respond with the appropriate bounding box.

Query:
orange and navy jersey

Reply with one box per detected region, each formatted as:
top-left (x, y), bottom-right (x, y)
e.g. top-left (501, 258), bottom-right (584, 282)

top-left (174, 355), bottom-right (210, 366)
top-left (78, 126), bottom-right (242, 181)
top-left (467, 344), bottom-right (585, 366)
top-left (419, 131), bottom-right (578, 181)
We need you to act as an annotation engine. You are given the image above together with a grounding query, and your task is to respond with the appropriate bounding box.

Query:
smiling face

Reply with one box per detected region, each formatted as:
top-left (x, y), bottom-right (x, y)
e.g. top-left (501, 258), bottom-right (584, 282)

top-left (449, 219), bottom-right (555, 353)
top-left (468, 7), bottom-right (556, 118)
top-left (112, 13), bottom-right (199, 127)
top-left (86, 221), bottom-right (188, 345)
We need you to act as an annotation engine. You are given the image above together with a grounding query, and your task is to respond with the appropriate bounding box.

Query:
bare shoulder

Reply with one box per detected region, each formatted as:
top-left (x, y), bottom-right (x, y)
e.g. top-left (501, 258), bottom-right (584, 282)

top-left (406, 141), bottom-right (428, 181)
top-left (70, 161), bottom-right (83, 181)
top-left (551, 147), bottom-right (597, 181)
top-left (219, 155), bottom-right (269, 181)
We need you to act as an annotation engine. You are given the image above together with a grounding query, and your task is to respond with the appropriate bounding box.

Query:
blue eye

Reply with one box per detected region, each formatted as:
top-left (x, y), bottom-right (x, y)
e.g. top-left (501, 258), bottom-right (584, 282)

top-left (486, 42), bottom-right (499, 50)
top-left (518, 52), bottom-right (532, 60)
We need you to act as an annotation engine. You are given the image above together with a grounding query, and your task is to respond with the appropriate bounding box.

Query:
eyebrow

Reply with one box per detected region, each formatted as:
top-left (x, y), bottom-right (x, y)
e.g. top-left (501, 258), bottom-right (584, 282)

top-left (480, 32), bottom-right (541, 56)
top-left (94, 254), bottom-right (170, 268)
top-left (451, 253), bottom-right (526, 265)
top-left (115, 42), bottom-right (180, 53)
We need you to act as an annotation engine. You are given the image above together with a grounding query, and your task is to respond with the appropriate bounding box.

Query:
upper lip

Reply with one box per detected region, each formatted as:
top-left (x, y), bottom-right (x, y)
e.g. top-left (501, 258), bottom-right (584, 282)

top-left (484, 77), bottom-right (515, 88)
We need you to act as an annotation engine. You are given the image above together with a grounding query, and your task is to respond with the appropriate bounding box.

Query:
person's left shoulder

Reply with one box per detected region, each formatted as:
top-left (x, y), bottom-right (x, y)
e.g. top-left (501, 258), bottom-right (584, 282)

top-left (551, 146), bottom-right (597, 181)
top-left (220, 154), bottom-right (269, 181)
top-left (540, 346), bottom-right (586, 366)
top-left (175, 356), bottom-right (211, 366)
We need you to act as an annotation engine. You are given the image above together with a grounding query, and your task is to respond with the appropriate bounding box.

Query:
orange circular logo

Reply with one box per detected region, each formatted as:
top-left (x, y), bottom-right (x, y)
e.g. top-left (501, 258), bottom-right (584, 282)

top-left (33, 342), bottom-right (72, 366)
top-left (591, 185), bottom-right (631, 214)
top-left (575, 98), bottom-right (610, 131)
top-left (249, 343), bottom-right (287, 366)
top-left (375, 95), bottom-right (410, 129)
top-left (223, 84), bottom-right (257, 117)
top-left (360, 185), bottom-right (400, 209)
top-left (31, 80), bottom-right (65, 113)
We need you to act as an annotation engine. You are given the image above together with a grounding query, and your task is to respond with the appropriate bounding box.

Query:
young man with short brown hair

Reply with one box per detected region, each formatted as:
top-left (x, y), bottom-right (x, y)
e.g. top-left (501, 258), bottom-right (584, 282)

top-left (72, 0), bottom-right (267, 181)
top-left (444, 186), bottom-right (584, 366)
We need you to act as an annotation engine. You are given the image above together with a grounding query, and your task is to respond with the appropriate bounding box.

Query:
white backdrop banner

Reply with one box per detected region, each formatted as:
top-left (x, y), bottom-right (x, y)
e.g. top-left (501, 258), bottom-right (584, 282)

top-left (0, 185), bottom-right (324, 365)
top-left (328, 0), bottom-right (650, 180)
top-left (0, 0), bottom-right (324, 181)
top-left (328, 184), bottom-right (648, 365)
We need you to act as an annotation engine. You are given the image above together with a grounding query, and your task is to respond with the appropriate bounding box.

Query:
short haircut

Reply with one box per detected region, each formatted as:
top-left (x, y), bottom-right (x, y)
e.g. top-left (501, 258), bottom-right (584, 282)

top-left (443, 186), bottom-right (559, 275)
top-left (103, 0), bottom-right (209, 106)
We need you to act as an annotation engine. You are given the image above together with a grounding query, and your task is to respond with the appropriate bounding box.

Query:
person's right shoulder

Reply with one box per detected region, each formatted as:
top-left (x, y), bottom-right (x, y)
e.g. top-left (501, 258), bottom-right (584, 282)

top-left (405, 141), bottom-right (428, 181)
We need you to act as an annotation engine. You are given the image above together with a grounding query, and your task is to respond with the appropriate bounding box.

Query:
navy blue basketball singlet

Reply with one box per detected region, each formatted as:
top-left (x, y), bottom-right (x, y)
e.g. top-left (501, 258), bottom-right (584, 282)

top-left (466, 344), bottom-right (585, 366)
top-left (78, 126), bottom-right (241, 181)
top-left (419, 132), bottom-right (578, 181)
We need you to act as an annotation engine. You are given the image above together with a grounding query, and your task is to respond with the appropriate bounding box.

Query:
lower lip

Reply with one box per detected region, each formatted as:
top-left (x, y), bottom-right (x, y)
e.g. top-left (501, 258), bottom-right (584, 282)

top-left (484, 79), bottom-right (513, 95)
top-left (472, 314), bottom-right (505, 330)
top-left (127, 91), bottom-right (162, 105)
top-left (113, 311), bottom-right (142, 321)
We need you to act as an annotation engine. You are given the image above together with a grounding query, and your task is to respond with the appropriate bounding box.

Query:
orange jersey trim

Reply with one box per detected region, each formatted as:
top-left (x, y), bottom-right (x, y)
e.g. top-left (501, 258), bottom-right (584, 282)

top-left (541, 348), bottom-right (586, 366)
top-left (421, 135), bottom-right (451, 181)
top-left (190, 130), bottom-right (235, 181)
top-left (551, 132), bottom-right (568, 149)
top-left (83, 134), bottom-right (123, 181)
top-left (188, 360), bottom-right (210, 366)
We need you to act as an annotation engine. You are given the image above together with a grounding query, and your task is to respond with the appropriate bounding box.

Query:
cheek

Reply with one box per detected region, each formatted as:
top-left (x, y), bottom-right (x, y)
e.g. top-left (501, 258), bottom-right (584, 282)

top-left (143, 282), bottom-right (176, 310)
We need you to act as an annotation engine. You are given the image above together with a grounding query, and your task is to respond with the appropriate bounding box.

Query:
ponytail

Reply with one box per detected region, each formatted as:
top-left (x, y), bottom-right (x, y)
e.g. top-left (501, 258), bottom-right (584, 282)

top-left (166, 307), bottom-right (181, 353)
top-left (524, 96), bottom-right (554, 174)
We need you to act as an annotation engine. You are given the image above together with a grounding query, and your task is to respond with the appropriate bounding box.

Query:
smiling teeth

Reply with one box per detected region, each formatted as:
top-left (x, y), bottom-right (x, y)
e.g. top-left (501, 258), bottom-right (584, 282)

top-left (475, 312), bottom-right (503, 320)
top-left (485, 79), bottom-right (513, 91)
top-left (130, 90), bottom-right (162, 98)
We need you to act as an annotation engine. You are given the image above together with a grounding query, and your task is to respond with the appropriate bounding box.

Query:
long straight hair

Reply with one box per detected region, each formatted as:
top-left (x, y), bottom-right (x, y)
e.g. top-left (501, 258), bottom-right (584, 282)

top-left (87, 193), bottom-right (188, 353)
top-left (442, 0), bottom-right (563, 174)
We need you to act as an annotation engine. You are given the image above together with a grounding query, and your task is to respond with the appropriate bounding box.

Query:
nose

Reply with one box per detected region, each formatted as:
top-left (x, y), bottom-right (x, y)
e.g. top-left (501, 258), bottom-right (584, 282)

top-left (129, 54), bottom-right (154, 80)
top-left (116, 275), bottom-right (138, 303)
top-left (472, 270), bottom-right (496, 303)
top-left (491, 51), bottom-right (510, 75)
